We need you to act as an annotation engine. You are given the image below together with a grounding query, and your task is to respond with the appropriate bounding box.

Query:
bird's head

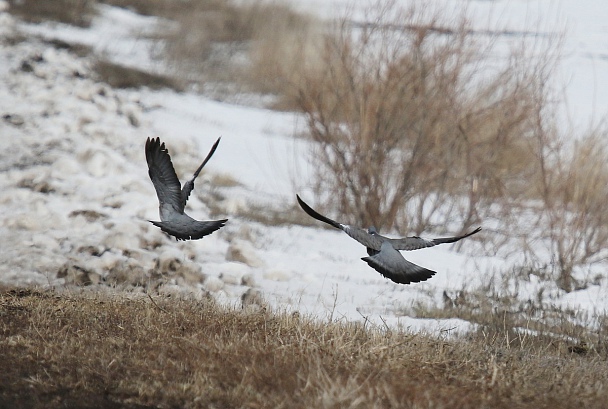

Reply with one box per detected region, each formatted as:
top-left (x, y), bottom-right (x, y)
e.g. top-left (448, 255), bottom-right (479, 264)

top-left (367, 226), bottom-right (378, 235)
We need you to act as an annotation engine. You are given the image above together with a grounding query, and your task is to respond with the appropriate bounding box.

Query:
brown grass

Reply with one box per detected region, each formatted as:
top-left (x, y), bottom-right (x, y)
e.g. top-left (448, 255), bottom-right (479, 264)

top-left (7, 0), bottom-right (97, 27)
top-left (141, 0), bottom-right (319, 99)
top-left (2, 286), bottom-right (608, 408)
top-left (94, 59), bottom-right (184, 91)
top-left (417, 274), bottom-right (608, 358)
top-left (154, 0), bottom-right (260, 86)
top-left (98, 0), bottom-right (176, 17)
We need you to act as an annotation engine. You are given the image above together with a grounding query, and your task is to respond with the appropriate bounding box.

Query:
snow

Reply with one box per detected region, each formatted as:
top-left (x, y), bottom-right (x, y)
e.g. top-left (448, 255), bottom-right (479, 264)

top-left (1, 0), bottom-right (607, 337)
top-left (141, 91), bottom-right (313, 198)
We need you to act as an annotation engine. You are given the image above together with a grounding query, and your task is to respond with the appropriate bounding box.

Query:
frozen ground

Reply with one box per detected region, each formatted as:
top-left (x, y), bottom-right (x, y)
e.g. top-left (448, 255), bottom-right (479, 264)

top-left (1, 0), bottom-right (607, 335)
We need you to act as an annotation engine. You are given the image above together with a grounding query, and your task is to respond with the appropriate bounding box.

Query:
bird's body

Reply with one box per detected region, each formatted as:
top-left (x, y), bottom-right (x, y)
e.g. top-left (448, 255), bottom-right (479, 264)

top-left (296, 195), bottom-right (481, 284)
top-left (146, 137), bottom-right (227, 241)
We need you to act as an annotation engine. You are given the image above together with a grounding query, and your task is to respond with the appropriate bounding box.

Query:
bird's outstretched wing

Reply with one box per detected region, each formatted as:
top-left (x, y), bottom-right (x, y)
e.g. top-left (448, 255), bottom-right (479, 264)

top-left (389, 227), bottom-right (482, 251)
top-left (146, 137), bottom-right (183, 215)
top-left (361, 241), bottom-right (436, 284)
top-left (296, 194), bottom-right (342, 229)
top-left (296, 195), bottom-right (384, 250)
top-left (181, 137), bottom-right (221, 207)
top-left (297, 195), bottom-right (481, 251)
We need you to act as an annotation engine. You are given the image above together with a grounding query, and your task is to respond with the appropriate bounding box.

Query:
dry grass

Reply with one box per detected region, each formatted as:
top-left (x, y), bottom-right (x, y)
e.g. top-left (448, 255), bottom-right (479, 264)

top-left (245, 3), bottom-right (322, 109)
top-left (94, 60), bottom-right (184, 91)
top-left (7, 0), bottom-right (97, 27)
top-left (99, 0), bottom-right (176, 17)
top-left (2, 286), bottom-right (608, 408)
top-left (153, 0), bottom-right (262, 87)
top-left (232, 203), bottom-right (322, 227)
top-left (142, 0), bottom-right (319, 99)
top-left (418, 279), bottom-right (608, 358)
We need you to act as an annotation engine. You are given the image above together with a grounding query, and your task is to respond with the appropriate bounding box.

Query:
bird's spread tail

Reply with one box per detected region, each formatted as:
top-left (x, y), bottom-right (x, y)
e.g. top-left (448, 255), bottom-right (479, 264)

top-left (149, 219), bottom-right (227, 241)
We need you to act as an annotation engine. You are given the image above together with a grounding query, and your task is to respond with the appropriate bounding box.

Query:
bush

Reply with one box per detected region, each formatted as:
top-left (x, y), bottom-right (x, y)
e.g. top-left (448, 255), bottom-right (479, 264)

top-left (293, 1), bottom-right (608, 289)
top-left (529, 124), bottom-right (608, 291)
top-left (294, 1), bottom-right (557, 235)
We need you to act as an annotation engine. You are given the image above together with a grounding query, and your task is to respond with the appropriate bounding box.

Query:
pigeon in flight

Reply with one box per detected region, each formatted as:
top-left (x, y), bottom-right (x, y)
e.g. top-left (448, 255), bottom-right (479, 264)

top-left (296, 195), bottom-right (481, 284)
top-left (145, 137), bottom-right (227, 241)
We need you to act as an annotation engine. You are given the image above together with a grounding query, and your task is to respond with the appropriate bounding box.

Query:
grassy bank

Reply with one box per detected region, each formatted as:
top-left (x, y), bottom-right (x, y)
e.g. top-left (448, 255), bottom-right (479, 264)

top-left (1, 287), bottom-right (607, 408)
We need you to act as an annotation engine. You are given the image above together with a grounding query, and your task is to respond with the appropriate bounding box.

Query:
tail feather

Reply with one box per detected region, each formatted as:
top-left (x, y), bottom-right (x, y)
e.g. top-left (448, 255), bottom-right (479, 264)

top-left (149, 219), bottom-right (228, 241)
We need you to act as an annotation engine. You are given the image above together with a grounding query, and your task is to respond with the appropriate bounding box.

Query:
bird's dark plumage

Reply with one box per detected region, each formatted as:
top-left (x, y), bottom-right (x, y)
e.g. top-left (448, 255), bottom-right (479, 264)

top-left (146, 137), bottom-right (227, 241)
top-left (296, 194), bottom-right (480, 284)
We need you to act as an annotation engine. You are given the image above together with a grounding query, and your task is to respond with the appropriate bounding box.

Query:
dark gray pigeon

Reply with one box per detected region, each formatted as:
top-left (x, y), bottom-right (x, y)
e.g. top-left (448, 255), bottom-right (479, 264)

top-left (296, 195), bottom-right (481, 284)
top-left (146, 137), bottom-right (227, 241)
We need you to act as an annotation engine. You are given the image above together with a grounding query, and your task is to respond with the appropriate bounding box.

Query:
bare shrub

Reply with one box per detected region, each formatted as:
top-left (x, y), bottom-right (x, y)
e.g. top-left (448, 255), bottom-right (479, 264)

top-left (294, 1), bottom-right (558, 235)
top-left (8, 0), bottom-right (97, 27)
top-left (529, 123), bottom-right (608, 291)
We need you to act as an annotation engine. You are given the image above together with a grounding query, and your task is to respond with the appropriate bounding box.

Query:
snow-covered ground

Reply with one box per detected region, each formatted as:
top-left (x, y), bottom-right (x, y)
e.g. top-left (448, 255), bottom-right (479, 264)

top-left (1, 0), bottom-right (607, 336)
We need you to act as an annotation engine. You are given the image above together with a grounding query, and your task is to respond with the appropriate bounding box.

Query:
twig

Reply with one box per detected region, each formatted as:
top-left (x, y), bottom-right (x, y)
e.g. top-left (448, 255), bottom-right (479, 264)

top-left (146, 292), bottom-right (168, 313)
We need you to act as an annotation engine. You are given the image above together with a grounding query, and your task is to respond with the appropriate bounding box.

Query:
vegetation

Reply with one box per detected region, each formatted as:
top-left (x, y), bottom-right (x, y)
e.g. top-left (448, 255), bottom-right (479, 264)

top-left (7, 0), bottom-right (96, 27)
top-left (292, 1), bottom-right (552, 235)
top-left (2, 287), bottom-right (608, 408)
top-left (529, 125), bottom-right (608, 291)
top-left (153, 0), bottom-right (319, 100)
top-left (93, 60), bottom-right (183, 91)
top-left (413, 265), bottom-right (608, 356)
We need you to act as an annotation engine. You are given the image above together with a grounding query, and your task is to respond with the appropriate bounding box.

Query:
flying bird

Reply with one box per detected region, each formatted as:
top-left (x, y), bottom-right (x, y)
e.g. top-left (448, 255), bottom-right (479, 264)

top-left (296, 195), bottom-right (481, 284)
top-left (145, 137), bottom-right (227, 241)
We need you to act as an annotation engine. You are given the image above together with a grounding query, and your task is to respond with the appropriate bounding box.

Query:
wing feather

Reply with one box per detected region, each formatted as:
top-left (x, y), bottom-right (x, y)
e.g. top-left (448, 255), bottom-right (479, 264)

top-left (181, 137), bottom-right (221, 207)
top-left (389, 227), bottom-right (481, 251)
top-left (296, 195), bottom-right (384, 250)
top-left (296, 195), bottom-right (342, 229)
top-left (146, 137), bottom-right (183, 215)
